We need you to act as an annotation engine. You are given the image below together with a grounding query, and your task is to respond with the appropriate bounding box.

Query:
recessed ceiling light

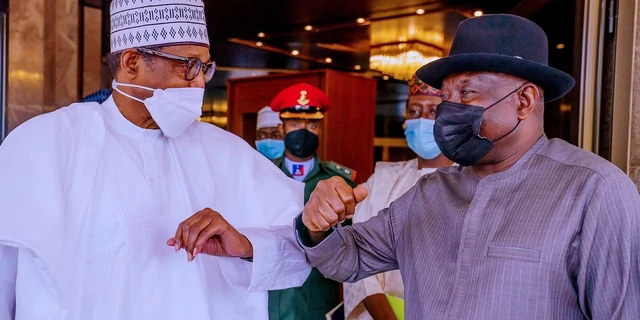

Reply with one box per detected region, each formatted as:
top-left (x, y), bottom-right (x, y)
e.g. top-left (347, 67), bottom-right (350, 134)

top-left (416, 9), bottom-right (425, 15)
top-left (556, 43), bottom-right (566, 49)
top-left (474, 10), bottom-right (483, 17)
top-left (257, 32), bottom-right (265, 38)
top-left (382, 75), bottom-right (390, 80)
top-left (354, 65), bottom-right (362, 70)
top-left (325, 57), bottom-right (333, 63)
top-left (256, 41), bottom-right (263, 47)
top-left (356, 18), bottom-right (366, 24)
top-left (304, 25), bottom-right (313, 31)
top-left (291, 50), bottom-right (300, 56)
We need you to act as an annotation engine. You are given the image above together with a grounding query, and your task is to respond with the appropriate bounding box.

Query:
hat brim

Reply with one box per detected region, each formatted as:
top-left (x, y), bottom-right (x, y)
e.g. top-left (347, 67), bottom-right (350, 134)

top-left (279, 111), bottom-right (325, 120)
top-left (415, 53), bottom-right (575, 102)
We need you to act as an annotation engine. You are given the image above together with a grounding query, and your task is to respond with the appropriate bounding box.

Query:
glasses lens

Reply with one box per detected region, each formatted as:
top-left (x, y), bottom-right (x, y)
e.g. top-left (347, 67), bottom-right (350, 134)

top-left (186, 58), bottom-right (201, 81)
top-left (203, 61), bottom-right (217, 83)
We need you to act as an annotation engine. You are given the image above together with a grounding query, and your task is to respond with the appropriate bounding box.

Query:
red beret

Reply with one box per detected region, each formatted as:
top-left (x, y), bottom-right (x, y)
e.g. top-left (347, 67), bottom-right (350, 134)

top-left (270, 83), bottom-right (331, 120)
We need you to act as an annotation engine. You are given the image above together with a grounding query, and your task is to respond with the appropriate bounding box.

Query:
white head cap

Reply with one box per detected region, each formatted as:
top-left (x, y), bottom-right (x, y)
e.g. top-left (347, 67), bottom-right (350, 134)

top-left (257, 106), bottom-right (282, 130)
top-left (110, 0), bottom-right (210, 53)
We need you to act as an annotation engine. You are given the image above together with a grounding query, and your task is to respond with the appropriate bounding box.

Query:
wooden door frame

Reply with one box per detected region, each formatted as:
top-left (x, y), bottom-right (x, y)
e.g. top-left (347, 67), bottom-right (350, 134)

top-left (609, 0), bottom-right (637, 173)
top-left (0, 0), bottom-right (7, 141)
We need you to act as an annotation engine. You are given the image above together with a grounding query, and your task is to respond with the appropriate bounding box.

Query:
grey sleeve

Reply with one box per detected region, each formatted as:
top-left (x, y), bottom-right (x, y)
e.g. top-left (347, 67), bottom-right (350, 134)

top-left (578, 172), bottom-right (640, 319)
top-left (295, 185), bottom-right (416, 283)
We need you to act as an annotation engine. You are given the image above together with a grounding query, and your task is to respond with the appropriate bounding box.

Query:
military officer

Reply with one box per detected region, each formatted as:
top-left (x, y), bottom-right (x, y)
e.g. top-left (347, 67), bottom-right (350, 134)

top-left (268, 83), bottom-right (357, 319)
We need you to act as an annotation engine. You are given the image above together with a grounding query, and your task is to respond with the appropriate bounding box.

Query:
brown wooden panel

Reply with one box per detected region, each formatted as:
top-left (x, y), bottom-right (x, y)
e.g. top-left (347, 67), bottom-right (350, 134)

top-left (243, 113), bottom-right (258, 148)
top-left (323, 70), bottom-right (376, 183)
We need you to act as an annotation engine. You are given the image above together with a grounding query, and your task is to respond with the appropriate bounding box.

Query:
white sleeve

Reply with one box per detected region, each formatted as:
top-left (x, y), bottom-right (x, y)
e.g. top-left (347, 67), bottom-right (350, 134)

top-left (212, 137), bottom-right (311, 292)
top-left (343, 273), bottom-right (386, 319)
top-left (0, 245), bottom-right (17, 319)
top-left (219, 225), bottom-right (311, 291)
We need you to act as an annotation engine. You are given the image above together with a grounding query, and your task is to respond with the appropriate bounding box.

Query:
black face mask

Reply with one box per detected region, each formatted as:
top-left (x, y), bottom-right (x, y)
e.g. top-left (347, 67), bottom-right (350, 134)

top-left (284, 129), bottom-right (319, 158)
top-left (433, 85), bottom-right (524, 166)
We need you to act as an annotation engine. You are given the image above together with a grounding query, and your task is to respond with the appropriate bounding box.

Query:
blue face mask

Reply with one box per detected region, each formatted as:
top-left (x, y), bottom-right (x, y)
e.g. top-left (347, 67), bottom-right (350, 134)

top-left (255, 139), bottom-right (285, 160)
top-left (404, 118), bottom-right (442, 160)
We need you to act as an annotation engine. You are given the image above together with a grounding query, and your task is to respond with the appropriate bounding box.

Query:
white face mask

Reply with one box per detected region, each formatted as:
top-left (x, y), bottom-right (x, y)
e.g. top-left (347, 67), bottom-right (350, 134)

top-left (112, 80), bottom-right (204, 138)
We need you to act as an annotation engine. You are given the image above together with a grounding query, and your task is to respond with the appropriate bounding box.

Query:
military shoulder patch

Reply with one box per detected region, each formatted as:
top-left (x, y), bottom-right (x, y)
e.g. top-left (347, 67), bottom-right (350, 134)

top-left (322, 161), bottom-right (357, 182)
top-left (272, 156), bottom-right (284, 167)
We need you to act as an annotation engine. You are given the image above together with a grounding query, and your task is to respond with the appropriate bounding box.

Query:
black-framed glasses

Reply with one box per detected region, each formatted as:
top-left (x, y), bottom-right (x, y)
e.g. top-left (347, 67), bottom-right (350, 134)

top-left (137, 47), bottom-right (217, 83)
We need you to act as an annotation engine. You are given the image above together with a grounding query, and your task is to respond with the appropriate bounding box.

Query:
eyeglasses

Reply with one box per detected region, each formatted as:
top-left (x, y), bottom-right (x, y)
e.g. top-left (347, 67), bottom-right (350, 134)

top-left (137, 47), bottom-right (217, 83)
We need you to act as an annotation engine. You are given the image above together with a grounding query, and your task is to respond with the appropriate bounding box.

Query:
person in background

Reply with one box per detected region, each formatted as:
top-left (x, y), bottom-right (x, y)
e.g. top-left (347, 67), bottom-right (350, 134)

top-left (343, 75), bottom-right (453, 320)
top-left (296, 14), bottom-right (640, 319)
top-left (81, 88), bottom-right (113, 104)
top-left (255, 106), bottom-right (284, 160)
top-left (268, 83), bottom-right (357, 320)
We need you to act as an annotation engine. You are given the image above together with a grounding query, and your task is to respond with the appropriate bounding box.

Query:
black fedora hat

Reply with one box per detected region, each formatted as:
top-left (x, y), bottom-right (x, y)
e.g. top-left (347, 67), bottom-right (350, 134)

top-left (416, 14), bottom-right (575, 102)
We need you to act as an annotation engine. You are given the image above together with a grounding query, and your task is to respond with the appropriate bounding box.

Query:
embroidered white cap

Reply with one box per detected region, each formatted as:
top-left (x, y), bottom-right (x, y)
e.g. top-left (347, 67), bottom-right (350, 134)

top-left (110, 0), bottom-right (210, 53)
top-left (257, 106), bottom-right (282, 130)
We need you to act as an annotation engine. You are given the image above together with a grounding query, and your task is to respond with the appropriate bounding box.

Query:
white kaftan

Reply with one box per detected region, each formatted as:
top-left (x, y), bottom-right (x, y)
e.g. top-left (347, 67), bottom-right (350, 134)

top-left (0, 97), bottom-right (311, 320)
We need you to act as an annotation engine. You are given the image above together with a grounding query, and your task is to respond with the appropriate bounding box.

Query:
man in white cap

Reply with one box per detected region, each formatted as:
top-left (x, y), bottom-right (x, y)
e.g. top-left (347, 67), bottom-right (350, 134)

top-left (255, 106), bottom-right (284, 160)
top-left (0, 1), bottom-right (310, 319)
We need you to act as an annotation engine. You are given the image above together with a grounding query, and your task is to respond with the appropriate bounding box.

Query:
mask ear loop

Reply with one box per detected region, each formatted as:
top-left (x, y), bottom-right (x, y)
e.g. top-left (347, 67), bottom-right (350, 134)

top-left (492, 119), bottom-right (522, 143)
top-left (482, 82), bottom-right (528, 112)
top-left (111, 80), bottom-right (154, 103)
top-left (477, 82), bottom-right (527, 140)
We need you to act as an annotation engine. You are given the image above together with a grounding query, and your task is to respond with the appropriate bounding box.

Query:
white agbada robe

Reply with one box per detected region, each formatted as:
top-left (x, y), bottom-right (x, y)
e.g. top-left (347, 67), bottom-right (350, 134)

top-left (343, 159), bottom-right (436, 320)
top-left (0, 97), bottom-right (311, 320)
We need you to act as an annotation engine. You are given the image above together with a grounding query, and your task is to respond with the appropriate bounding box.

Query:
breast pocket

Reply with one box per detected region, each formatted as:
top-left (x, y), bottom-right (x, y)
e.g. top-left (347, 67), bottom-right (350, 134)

top-left (82, 228), bottom-right (128, 313)
top-left (82, 205), bottom-right (129, 308)
top-left (84, 228), bottom-right (128, 277)
top-left (487, 245), bottom-right (541, 263)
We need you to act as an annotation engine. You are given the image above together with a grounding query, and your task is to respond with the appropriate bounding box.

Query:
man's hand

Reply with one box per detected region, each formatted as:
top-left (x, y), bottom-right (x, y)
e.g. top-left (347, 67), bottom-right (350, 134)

top-left (302, 176), bottom-right (368, 234)
top-left (166, 208), bottom-right (253, 262)
top-left (363, 294), bottom-right (398, 320)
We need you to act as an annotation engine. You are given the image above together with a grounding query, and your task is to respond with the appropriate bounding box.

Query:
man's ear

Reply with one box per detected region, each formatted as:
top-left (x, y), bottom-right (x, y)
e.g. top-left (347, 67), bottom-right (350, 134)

top-left (277, 123), bottom-right (285, 136)
top-left (517, 83), bottom-right (541, 121)
top-left (119, 48), bottom-right (143, 80)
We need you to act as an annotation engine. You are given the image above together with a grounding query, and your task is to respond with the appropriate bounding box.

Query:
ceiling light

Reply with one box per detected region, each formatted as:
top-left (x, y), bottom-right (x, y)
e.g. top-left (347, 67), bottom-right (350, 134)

top-left (356, 18), bottom-right (366, 24)
top-left (370, 42), bottom-right (442, 80)
top-left (304, 25), bottom-right (313, 31)
top-left (556, 43), bottom-right (565, 49)
top-left (354, 65), bottom-right (362, 70)
top-left (382, 75), bottom-right (390, 80)
top-left (416, 9), bottom-right (425, 15)
top-left (325, 57), bottom-right (333, 63)
top-left (257, 32), bottom-right (265, 38)
top-left (473, 10), bottom-right (483, 17)
top-left (256, 41), bottom-right (263, 47)
top-left (291, 50), bottom-right (300, 56)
